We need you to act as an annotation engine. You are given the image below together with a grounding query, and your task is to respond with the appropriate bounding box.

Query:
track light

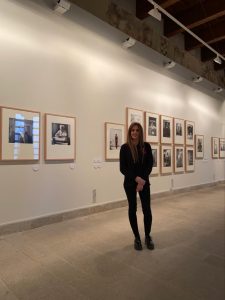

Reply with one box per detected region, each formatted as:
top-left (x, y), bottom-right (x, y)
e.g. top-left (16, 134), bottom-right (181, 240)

top-left (214, 87), bottom-right (223, 93)
top-left (122, 37), bottom-right (136, 49)
top-left (214, 55), bottom-right (222, 65)
top-left (192, 76), bottom-right (203, 83)
top-left (164, 60), bottom-right (176, 69)
top-left (54, 0), bottom-right (71, 15)
top-left (148, 7), bottom-right (161, 21)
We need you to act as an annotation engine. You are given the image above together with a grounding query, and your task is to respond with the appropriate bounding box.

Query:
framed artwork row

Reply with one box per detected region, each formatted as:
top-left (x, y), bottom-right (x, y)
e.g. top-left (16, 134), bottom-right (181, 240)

top-left (211, 137), bottom-right (225, 159)
top-left (126, 107), bottom-right (195, 146)
top-left (0, 106), bottom-right (76, 161)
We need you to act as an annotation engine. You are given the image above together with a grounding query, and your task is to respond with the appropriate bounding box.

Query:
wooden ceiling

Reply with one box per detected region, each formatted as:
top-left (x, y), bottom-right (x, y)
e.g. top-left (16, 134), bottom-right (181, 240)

top-left (136, 0), bottom-right (225, 74)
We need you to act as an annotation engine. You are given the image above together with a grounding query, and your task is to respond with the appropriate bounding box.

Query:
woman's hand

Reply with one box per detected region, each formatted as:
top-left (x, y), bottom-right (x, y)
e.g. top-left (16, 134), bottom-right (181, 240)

top-left (135, 176), bottom-right (146, 186)
top-left (136, 183), bottom-right (144, 192)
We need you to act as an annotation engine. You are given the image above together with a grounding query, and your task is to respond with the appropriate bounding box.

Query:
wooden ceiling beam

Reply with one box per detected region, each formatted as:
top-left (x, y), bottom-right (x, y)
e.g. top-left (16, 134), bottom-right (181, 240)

top-left (185, 20), bottom-right (225, 50)
top-left (164, 0), bottom-right (225, 37)
top-left (201, 41), bottom-right (225, 62)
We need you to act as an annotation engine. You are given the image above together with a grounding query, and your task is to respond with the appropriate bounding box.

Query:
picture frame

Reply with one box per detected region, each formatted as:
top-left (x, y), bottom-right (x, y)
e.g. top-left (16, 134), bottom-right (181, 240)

top-left (185, 146), bottom-right (195, 172)
top-left (161, 145), bottom-right (173, 174)
top-left (219, 138), bottom-right (225, 158)
top-left (145, 112), bottom-right (160, 143)
top-left (174, 118), bottom-right (184, 144)
top-left (126, 107), bottom-right (144, 130)
top-left (185, 120), bottom-right (195, 146)
top-left (174, 146), bottom-right (185, 173)
top-left (0, 106), bottom-right (40, 160)
top-left (211, 137), bottom-right (219, 159)
top-left (105, 122), bottom-right (125, 160)
top-left (160, 115), bottom-right (173, 144)
top-left (45, 113), bottom-right (76, 160)
top-left (195, 135), bottom-right (204, 159)
top-left (151, 144), bottom-right (160, 175)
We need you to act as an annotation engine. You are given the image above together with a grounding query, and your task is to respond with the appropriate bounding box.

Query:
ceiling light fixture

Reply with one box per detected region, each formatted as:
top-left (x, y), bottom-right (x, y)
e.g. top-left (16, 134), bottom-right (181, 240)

top-left (147, 0), bottom-right (225, 64)
top-left (213, 55), bottom-right (222, 65)
top-left (192, 76), bottom-right (203, 83)
top-left (164, 60), bottom-right (176, 69)
top-left (122, 37), bottom-right (136, 49)
top-left (214, 87), bottom-right (223, 93)
top-left (148, 7), bottom-right (161, 21)
top-left (54, 0), bottom-right (71, 15)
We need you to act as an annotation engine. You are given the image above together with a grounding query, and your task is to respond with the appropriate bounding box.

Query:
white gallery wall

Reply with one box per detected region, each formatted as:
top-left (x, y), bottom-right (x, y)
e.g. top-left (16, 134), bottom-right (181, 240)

top-left (0, 0), bottom-right (224, 225)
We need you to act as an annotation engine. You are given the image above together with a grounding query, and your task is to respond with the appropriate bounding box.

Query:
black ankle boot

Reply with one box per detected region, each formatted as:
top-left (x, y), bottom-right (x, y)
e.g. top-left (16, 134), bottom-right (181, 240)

top-left (145, 236), bottom-right (154, 250)
top-left (134, 237), bottom-right (142, 250)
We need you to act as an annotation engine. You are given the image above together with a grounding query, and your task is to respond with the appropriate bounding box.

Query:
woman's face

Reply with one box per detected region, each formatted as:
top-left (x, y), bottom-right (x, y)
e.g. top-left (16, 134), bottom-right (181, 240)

top-left (130, 125), bottom-right (140, 142)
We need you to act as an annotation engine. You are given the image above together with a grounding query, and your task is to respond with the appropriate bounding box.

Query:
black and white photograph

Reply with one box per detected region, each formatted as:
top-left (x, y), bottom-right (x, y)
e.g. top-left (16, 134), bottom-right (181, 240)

top-left (174, 118), bottom-right (184, 144)
top-left (52, 123), bottom-right (70, 145)
top-left (151, 144), bottom-right (160, 175)
top-left (212, 137), bottom-right (219, 158)
top-left (219, 138), bottom-right (225, 158)
top-left (161, 115), bottom-right (173, 144)
top-left (105, 122), bottom-right (125, 160)
top-left (186, 147), bottom-right (195, 172)
top-left (45, 113), bottom-right (76, 160)
top-left (145, 112), bottom-right (159, 143)
top-left (174, 146), bottom-right (184, 173)
top-left (126, 107), bottom-right (144, 129)
top-left (195, 135), bottom-right (204, 159)
top-left (185, 120), bottom-right (195, 145)
top-left (9, 118), bottom-right (33, 144)
top-left (1, 107), bottom-right (40, 160)
top-left (161, 145), bottom-right (173, 174)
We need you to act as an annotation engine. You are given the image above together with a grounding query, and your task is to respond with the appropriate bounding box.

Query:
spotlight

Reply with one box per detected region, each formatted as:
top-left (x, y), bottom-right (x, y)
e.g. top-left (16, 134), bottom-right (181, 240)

top-left (164, 60), bottom-right (176, 69)
top-left (148, 7), bottom-right (161, 21)
top-left (54, 0), bottom-right (71, 14)
top-left (214, 87), bottom-right (223, 93)
top-left (122, 37), bottom-right (136, 49)
top-left (214, 55), bottom-right (222, 65)
top-left (192, 76), bottom-right (203, 83)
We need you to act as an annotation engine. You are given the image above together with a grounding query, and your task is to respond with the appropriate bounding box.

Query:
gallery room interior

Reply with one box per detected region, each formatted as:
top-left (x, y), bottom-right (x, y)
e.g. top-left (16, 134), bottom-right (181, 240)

top-left (0, 0), bottom-right (224, 299)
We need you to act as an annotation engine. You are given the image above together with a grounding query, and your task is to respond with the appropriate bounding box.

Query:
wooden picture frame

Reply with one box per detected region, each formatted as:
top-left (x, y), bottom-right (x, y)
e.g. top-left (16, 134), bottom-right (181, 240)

top-left (126, 107), bottom-right (144, 130)
top-left (105, 122), bottom-right (125, 160)
top-left (219, 138), bottom-right (225, 158)
top-left (161, 145), bottom-right (173, 174)
top-left (195, 134), bottom-right (204, 159)
top-left (145, 112), bottom-right (160, 143)
top-left (185, 146), bottom-right (195, 172)
top-left (160, 115), bottom-right (173, 144)
top-left (45, 113), bottom-right (76, 160)
top-left (151, 144), bottom-right (160, 175)
top-left (174, 118), bottom-right (184, 145)
top-left (185, 120), bottom-right (195, 146)
top-left (174, 146), bottom-right (185, 173)
top-left (0, 106), bottom-right (40, 160)
top-left (212, 137), bottom-right (219, 158)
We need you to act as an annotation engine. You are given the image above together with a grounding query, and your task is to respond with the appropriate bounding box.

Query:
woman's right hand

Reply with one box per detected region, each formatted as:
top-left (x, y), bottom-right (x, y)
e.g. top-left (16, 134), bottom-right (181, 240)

top-left (135, 176), bottom-right (146, 186)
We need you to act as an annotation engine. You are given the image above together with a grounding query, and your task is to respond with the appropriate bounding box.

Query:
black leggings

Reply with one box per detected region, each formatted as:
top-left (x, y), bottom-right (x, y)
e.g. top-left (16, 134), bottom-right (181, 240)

top-left (124, 184), bottom-right (152, 239)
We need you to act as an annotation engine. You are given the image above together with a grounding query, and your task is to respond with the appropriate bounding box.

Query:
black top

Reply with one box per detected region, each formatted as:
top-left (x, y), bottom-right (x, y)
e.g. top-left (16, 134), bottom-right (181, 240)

top-left (120, 142), bottom-right (153, 187)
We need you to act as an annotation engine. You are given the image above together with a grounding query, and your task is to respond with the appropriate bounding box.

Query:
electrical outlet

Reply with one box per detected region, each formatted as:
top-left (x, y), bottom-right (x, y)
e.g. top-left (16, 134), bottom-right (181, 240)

top-left (92, 189), bottom-right (96, 203)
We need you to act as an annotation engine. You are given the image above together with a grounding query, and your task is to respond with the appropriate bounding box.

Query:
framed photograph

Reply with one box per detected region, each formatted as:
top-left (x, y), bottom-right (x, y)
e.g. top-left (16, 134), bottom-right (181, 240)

top-left (45, 113), bottom-right (76, 160)
top-left (161, 145), bottom-right (173, 174)
top-left (0, 106), bottom-right (40, 160)
top-left (105, 122), bottom-right (125, 160)
top-left (145, 112), bottom-right (159, 143)
top-left (174, 146), bottom-right (185, 173)
top-left (174, 118), bottom-right (184, 144)
top-left (185, 120), bottom-right (195, 146)
top-left (126, 107), bottom-right (144, 130)
top-left (219, 138), bottom-right (225, 158)
top-left (212, 137), bottom-right (219, 158)
top-left (195, 135), bottom-right (204, 159)
top-left (185, 146), bottom-right (195, 172)
top-left (151, 144), bottom-right (160, 175)
top-left (161, 115), bottom-right (173, 144)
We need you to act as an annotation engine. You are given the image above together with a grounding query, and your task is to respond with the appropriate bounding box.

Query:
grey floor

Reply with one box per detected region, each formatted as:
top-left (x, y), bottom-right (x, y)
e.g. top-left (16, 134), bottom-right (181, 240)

top-left (0, 184), bottom-right (224, 300)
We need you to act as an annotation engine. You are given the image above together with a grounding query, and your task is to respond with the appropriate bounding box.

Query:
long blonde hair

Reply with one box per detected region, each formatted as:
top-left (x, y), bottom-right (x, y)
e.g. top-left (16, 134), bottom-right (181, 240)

top-left (127, 122), bottom-right (144, 162)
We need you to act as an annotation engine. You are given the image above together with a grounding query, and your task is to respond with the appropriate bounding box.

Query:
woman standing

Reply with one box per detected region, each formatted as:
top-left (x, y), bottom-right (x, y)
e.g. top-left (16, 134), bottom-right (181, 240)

top-left (120, 122), bottom-right (154, 250)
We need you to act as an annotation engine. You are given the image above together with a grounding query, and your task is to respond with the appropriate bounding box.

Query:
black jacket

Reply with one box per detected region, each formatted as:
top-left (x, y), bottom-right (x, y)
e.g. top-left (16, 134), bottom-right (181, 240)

top-left (120, 142), bottom-right (153, 187)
